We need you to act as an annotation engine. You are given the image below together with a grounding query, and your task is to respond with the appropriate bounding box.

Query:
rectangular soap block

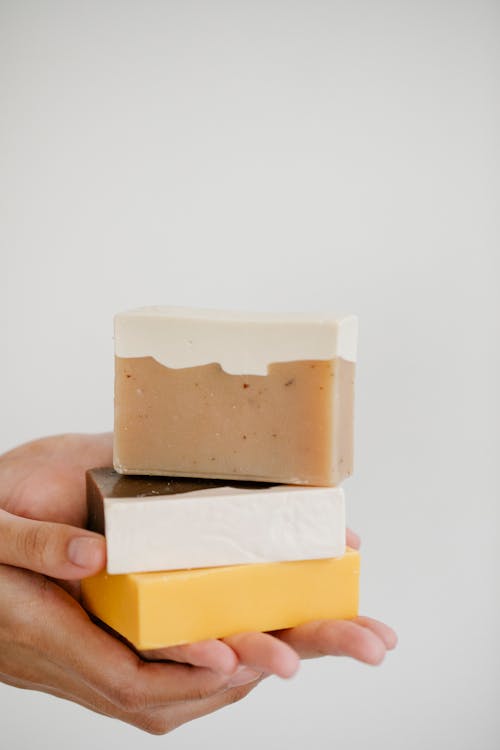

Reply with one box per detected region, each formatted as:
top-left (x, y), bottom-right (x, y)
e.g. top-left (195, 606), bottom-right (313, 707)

top-left (81, 549), bottom-right (360, 649)
top-left (87, 468), bottom-right (346, 574)
top-left (114, 307), bottom-right (357, 486)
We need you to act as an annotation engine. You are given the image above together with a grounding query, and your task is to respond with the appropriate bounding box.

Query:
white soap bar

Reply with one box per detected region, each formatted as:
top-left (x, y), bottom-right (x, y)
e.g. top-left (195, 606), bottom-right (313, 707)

top-left (87, 469), bottom-right (346, 574)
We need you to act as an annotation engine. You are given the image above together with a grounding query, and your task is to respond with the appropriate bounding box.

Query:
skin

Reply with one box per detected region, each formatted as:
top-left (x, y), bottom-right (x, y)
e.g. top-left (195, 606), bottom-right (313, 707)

top-left (0, 434), bottom-right (397, 734)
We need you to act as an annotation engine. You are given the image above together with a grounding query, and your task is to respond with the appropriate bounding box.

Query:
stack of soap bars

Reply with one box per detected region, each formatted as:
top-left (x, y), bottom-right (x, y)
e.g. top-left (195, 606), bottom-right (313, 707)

top-left (81, 307), bottom-right (360, 650)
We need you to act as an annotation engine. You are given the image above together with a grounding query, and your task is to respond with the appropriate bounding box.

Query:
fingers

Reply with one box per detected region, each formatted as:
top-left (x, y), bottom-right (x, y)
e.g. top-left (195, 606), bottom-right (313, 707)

top-left (346, 528), bottom-right (361, 549)
top-left (21, 578), bottom-right (254, 710)
top-left (272, 619), bottom-right (388, 665)
top-left (62, 664), bottom-right (262, 736)
top-left (141, 640), bottom-right (239, 676)
top-left (354, 616), bottom-right (398, 650)
top-left (0, 565), bottom-right (263, 736)
top-left (223, 632), bottom-right (300, 679)
top-left (7, 638), bottom-right (262, 737)
top-left (24, 665), bottom-right (261, 736)
top-left (0, 508), bottom-right (106, 579)
top-left (152, 617), bottom-right (397, 680)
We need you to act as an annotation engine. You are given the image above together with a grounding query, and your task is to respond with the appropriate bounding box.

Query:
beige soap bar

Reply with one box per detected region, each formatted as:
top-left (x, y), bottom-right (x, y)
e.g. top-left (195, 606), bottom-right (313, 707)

top-left (114, 307), bottom-right (357, 486)
top-left (81, 549), bottom-right (360, 649)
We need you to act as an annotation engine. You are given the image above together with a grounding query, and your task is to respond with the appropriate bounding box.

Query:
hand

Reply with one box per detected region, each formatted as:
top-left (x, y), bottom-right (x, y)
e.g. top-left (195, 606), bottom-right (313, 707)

top-left (0, 434), bottom-right (397, 733)
top-left (0, 435), bottom-right (263, 734)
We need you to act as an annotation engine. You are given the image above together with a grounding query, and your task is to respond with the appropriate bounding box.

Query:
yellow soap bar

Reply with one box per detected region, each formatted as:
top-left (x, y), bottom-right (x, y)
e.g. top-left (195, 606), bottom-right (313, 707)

top-left (81, 549), bottom-right (360, 650)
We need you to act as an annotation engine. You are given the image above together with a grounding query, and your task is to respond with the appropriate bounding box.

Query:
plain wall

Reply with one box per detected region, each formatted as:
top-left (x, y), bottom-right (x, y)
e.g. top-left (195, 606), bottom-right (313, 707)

top-left (1, 1), bottom-right (498, 748)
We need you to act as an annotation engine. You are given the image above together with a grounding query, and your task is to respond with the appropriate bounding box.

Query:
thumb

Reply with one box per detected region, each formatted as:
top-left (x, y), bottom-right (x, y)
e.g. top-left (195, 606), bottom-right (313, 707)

top-left (0, 508), bottom-right (106, 579)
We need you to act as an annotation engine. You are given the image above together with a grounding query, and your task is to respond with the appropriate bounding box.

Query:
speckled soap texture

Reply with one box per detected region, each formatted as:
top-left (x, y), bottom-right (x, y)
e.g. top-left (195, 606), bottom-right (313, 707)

top-left (113, 307), bottom-right (358, 486)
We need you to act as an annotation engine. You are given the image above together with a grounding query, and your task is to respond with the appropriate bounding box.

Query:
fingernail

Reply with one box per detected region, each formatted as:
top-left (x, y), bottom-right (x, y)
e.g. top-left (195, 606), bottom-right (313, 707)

top-left (68, 537), bottom-right (103, 568)
top-left (227, 666), bottom-right (262, 688)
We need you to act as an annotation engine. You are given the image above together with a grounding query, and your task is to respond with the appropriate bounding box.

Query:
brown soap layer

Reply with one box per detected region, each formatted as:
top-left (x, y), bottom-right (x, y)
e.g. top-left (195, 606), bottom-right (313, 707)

top-left (114, 357), bottom-right (354, 486)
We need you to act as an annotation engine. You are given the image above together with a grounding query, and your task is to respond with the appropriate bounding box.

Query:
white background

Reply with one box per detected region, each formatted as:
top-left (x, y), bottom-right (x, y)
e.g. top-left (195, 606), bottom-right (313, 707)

top-left (1, 1), bottom-right (499, 748)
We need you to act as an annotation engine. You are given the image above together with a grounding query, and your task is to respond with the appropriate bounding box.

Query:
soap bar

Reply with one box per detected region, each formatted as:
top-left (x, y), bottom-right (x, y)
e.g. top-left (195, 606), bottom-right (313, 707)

top-left (81, 549), bottom-right (360, 649)
top-left (87, 468), bottom-right (346, 574)
top-left (114, 307), bottom-right (357, 486)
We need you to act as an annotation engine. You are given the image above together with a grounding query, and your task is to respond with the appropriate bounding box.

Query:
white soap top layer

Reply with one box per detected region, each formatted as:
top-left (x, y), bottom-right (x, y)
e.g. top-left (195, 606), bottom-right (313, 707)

top-left (114, 306), bottom-right (358, 375)
top-left (104, 484), bottom-right (346, 574)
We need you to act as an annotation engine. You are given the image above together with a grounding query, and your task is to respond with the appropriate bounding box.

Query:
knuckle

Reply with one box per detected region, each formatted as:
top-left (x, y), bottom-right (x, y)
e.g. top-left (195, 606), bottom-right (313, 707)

top-left (225, 682), bottom-right (259, 705)
top-left (112, 682), bottom-right (148, 713)
top-left (184, 680), bottom-right (222, 703)
top-left (17, 525), bottom-right (48, 569)
top-left (314, 620), bottom-right (338, 654)
top-left (135, 713), bottom-right (173, 736)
